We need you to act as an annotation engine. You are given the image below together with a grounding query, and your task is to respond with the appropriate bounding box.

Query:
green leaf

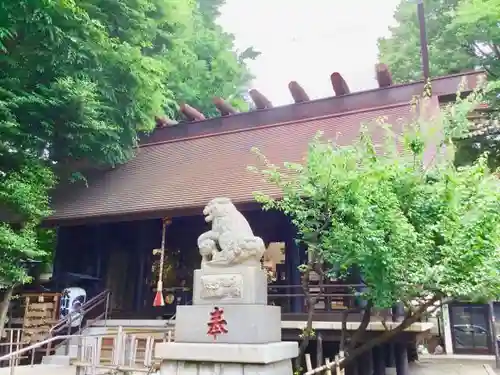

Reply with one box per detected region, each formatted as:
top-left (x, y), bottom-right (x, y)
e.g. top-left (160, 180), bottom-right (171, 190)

top-left (250, 85), bottom-right (500, 308)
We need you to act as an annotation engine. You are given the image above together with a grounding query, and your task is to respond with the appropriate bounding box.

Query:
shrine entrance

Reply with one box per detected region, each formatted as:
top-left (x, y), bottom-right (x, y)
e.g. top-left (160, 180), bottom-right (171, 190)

top-left (448, 302), bottom-right (493, 355)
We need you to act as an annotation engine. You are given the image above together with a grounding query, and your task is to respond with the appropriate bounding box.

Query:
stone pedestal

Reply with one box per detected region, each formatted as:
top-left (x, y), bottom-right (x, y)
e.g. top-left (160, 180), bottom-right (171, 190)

top-left (193, 266), bottom-right (268, 305)
top-left (157, 342), bottom-right (297, 375)
top-left (155, 265), bottom-right (298, 375)
top-left (175, 304), bottom-right (281, 343)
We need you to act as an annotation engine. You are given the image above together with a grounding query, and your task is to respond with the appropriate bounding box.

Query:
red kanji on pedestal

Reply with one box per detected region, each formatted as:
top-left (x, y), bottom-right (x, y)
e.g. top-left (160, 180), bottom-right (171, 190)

top-left (207, 306), bottom-right (228, 341)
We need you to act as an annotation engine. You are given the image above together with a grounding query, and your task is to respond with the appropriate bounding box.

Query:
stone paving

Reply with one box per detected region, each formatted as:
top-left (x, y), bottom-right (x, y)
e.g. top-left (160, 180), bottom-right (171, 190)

top-left (410, 359), bottom-right (497, 375)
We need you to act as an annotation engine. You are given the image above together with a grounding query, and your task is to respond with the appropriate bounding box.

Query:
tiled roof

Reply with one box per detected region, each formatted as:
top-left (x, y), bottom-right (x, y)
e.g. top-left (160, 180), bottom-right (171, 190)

top-left (46, 67), bottom-right (483, 224)
top-left (48, 101), bottom-right (437, 223)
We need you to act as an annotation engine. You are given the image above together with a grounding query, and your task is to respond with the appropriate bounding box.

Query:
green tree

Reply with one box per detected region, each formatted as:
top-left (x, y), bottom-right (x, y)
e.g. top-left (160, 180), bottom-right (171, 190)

top-left (0, 163), bottom-right (56, 336)
top-left (379, 0), bottom-right (500, 172)
top-left (197, 0), bottom-right (225, 21)
top-left (451, 0), bottom-right (500, 78)
top-left (161, 2), bottom-right (258, 117)
top-left (249, 84), bottom-right (500, 370)
top-left (0, 0), bottom-right (254, 333)
top-left (377, 0), bottom-right (499, 83)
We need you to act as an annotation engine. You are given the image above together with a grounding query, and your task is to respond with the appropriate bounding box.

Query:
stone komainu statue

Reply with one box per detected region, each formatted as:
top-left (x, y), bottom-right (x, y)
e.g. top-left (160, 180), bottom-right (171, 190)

top-left (197, 197), bottom-right (265, 267)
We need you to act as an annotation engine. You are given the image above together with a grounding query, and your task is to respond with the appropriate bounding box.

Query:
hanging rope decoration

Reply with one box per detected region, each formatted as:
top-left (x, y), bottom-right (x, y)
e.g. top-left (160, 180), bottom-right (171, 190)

top-left (153, 217), bottom-right (172, 307)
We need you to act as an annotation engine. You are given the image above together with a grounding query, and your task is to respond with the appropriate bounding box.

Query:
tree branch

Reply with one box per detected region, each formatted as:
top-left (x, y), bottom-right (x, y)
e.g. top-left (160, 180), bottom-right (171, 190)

top-left (342, 294), bottom-right (441, 367)
top-left (488, 43), bottom-right (500, 60)
top-left (294, 262), bottom-right (320, 370)
top-left (347, 301), bottom-right (373, 351)
top-left (0, 286), bottom-right (15, 339)
top-left (340, 308), bottom-right (358, 353)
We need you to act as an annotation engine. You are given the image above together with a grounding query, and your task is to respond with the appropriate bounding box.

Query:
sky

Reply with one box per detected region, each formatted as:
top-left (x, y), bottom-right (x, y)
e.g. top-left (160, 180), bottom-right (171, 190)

top-left (218, 0), bottom-right (402, 105)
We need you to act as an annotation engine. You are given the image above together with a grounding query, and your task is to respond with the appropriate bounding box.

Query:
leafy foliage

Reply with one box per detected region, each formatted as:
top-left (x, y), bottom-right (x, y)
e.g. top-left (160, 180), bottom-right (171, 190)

top-left (249, 85), bottom-right (500, 363)
top-left (451, 0), bottom-right (500, 79)
top-left (0, 0), bottom-right (255, 287)
top-left (0, 163), bottom-right (55, 285)
top-left (379, 0), bottom-right (500, 170)
top-left (377, 0), bottom-right (499, 82)
top-left (450, 80), bottom-right (500, 169)
top-left (162, 12), bottom-right (257, 117)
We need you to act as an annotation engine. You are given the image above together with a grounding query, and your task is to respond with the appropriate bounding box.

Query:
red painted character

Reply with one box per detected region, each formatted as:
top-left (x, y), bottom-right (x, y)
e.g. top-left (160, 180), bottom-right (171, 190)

top-left (207, 306), bottom-right (228, 341)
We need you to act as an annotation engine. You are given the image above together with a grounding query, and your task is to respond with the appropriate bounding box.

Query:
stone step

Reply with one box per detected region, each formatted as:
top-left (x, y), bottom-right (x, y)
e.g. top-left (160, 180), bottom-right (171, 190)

top-left (0, 364), bottom-right (75, 375)
top-left (54, 334), bottom-right (173, 359)
top-left (93, 328), bottom-right (172, 335)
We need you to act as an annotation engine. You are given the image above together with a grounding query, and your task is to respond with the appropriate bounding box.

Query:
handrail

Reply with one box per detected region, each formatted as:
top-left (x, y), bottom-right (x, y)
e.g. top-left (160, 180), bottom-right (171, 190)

top-left (0, 334), bottom-right (76, 363)
top-left (0, 327), bottom-right (174, 365)
top-left (49, 289), bottom-right (111, 335)
top-left (81, 289), bottom-right (111, 310)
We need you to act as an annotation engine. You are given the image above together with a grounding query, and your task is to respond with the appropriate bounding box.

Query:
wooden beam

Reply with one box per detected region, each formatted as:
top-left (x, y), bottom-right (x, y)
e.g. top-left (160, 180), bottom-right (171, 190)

top-left (375, 63), bottom-right (393, 88)
top-left (213, 97), bottom-right (238, 116)
top-left (288, 81), bottom-right (310, 103)
top-left (43, 201), bottom-right (263, 227)
top-left (155, 116), bottom-right (178, 128)
top-left (142, 71), bottom-right (484, 145)
top-left (249, 89), bottom-right (273, 109)
top-left (330, 72), bottom-right (351, 96)
top-left (180, 103), bottom-right (206, 121)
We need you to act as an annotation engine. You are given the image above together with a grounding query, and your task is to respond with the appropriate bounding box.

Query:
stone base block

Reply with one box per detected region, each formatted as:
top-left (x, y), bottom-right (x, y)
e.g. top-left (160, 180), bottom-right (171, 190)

top-left (175, 304), bottom-right (281, 344)
top-left (193, 266), bottom-right (267, 305)
top-left (160, 359), bottom-right (293, 375)
top-left (155, 342), bottom-right (298, 364)
top-left (41, 355), bottom-right (71, 365)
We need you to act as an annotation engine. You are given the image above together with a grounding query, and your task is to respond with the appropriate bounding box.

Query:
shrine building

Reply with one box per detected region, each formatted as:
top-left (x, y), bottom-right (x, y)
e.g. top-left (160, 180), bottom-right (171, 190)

top-left (20, 67), bottom-right (486, 373)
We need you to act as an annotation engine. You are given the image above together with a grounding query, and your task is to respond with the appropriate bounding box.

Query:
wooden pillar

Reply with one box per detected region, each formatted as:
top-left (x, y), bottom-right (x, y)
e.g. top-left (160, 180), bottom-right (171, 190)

top-left (358, 349), bottom-right (373, 375)
top-left (283, 216), bottom-right (302, 313)
top-left (373, 345), bottom-right (386, 375)
top-left (442, 303), bottom-right (454, 353)
top-left (95, 229), bottom-right (102, 279)
top-left (392, 302), bottom-right (405, 322)
top-left (52, 227), bottom-right (63, 291)
top-left (92, 225), bottom-right (104, 296)
top-left (346, 362), bottom-right (359, 375)
top-left (385, 342), bottom-right (396, 368)
top-left (395, 343), bottom-right (410, 375)
top-left (134, 221), bottom-right (147, 311)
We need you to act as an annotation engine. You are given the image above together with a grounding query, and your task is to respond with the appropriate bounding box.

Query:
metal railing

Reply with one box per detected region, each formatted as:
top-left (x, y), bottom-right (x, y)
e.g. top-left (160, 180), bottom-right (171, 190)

top-left (267, 283), bottom-right (368, 313)
top-left (50, 289), bottom-right (111, 336)
top-left (46, 289), bottom-right (111, 357)
top-left (0, 326), bottom-right (174, 375)
top-left (0, 329), bottom-right (24, 366)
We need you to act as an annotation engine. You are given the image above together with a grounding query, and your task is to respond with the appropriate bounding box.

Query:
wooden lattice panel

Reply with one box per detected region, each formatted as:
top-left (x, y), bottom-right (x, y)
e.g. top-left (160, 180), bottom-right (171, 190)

top-left (21, 293), bottom-right (61, 344)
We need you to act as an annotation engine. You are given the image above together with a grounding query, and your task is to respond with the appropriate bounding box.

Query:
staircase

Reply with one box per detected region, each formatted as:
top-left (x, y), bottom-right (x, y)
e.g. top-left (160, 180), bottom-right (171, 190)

top-left (1, 325), bottom-right (174, 374)
top-left (55, 324), bottom-right (174, 365)
top-left (0, 290), bottom-right (176, 374)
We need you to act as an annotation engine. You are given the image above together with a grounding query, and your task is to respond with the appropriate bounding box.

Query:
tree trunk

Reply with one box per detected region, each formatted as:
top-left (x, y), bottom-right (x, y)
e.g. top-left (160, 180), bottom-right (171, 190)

top-left (0, 286), bottom-right (15, 339)
top-left (341, 296), bottom-right (441, 369)
top-left (294, 264), bottom-right (320, 371)
top-left (348, 301), bottom-right (373, 351)
top-left (316, 332), bottom-right (323, 368)
top-left (340, 309), bottom-right (349, 353)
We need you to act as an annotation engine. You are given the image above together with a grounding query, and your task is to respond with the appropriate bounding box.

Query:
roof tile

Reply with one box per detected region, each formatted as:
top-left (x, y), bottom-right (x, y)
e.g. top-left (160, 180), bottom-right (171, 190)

top-left (49, 101), bottom-right (437, 222)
